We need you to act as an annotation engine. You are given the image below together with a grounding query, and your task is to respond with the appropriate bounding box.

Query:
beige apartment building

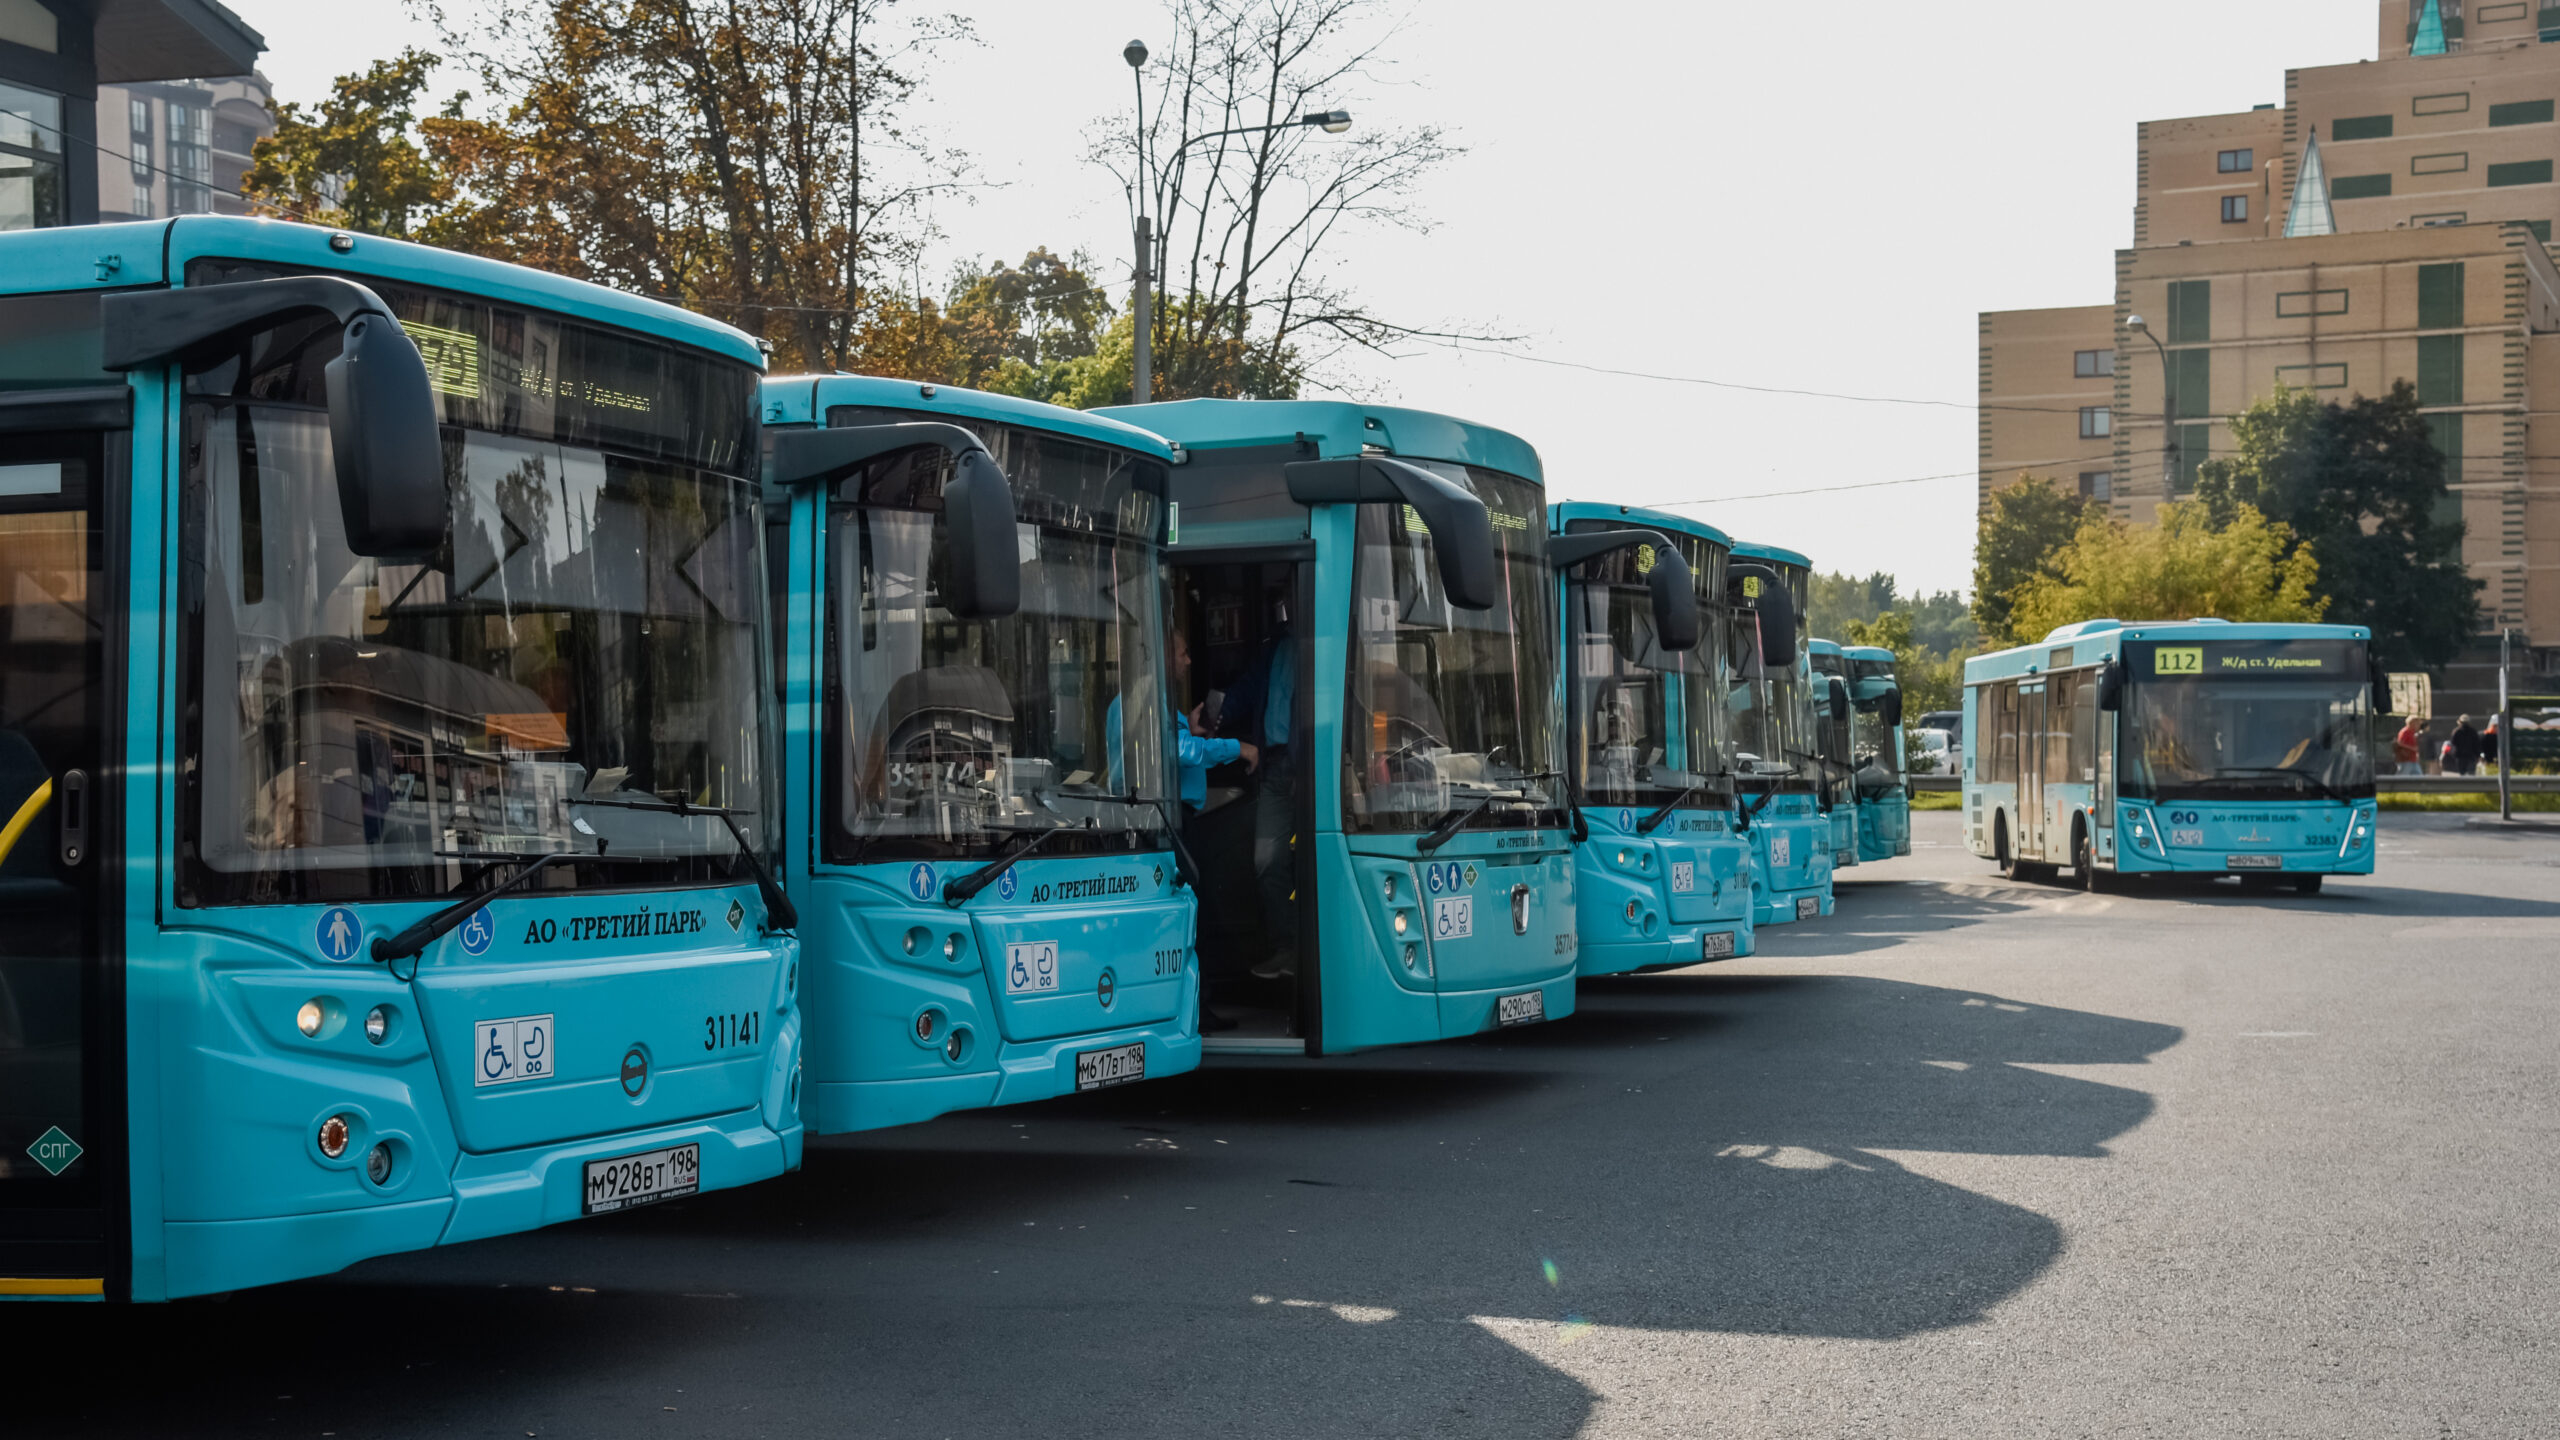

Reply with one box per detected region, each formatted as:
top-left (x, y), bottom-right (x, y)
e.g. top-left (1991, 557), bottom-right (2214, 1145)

top-left (1980, 0), bottom-right (2560, 692)
top-left (95, 73), bottom-right (273, 222)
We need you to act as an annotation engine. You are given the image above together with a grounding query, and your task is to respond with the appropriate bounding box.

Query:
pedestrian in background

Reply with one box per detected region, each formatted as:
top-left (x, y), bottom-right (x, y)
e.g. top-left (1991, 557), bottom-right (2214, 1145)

top-left (2449, 714), bottom-right (2483, 776)
top-left (2483, 715), bottom-right (2502, 775)
top-left (2394, 716), bottom-right (2423, 776)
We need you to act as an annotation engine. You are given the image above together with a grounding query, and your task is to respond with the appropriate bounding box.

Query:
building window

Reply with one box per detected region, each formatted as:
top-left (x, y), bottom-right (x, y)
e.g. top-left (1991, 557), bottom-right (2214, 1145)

top-left (2332, 173), bottom-right (2395, 199)
top-left (129, 99), bottom-right (150, 134)
top-left (2332, 114), bottom-right (2396, 141)
top-left (2222, 194), bottom-right (2249, 222)
top-left (2073, 349), bottom-right (2115, 378)
top-left (2413, 210), bottom-right (2469, 226)
top-left (2079, 406), bottom-right (2112, 439)
top-left (2276, 288), bottom-right (2351, 317)
top-left (130, 185), bottom-right (152, 218)
top-left (2078, 471), bottom-right (2113, 502)
top-left (2489, 98), bottom-right (2556, 126)
top-left (2217, 148), bottom-right (2255, 173)
top-left (0, 80), bottom-right (66, 232)
top-left (2419, 262), bottom-right (2467, 328)
top-left (2417, 333), bottom-right (2465, 405)
top-left (2487, 158), bottom-right (2554, 186)
top-left (2412, 151), bottom-right (2470, 174)
top-left (2527, 219), bottom-right (2555, 242)
top-left (2169, 348), bottom-right (2211, 420)
top-left (2174, 424), bottom-right (2212, 495)
top-left (2168, 279), bottom-right (2212, 343)
top-left (130, 137), bottom-right (151, 182)
top-left (2414, 92), bottom-right (2472, 115)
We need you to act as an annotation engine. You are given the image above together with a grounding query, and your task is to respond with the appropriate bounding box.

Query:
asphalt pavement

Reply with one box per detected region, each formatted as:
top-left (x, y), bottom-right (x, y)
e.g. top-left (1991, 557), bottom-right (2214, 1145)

top-left (11, 810), bottom-right (2559, 1438)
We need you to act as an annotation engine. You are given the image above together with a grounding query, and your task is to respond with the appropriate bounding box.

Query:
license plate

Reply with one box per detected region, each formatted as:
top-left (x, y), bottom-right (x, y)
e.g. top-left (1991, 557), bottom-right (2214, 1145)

top-left (1796, 896), bottom-right (1820, 920)
top-left (1701, 930), bottom-right (1737, 959)
top-left (2227, 854), bottom-right (2282, 870)
top-left (1075, 1041), bottom-right (1146, 1091)
top-left (1496, 990), bottom-right (1546, 1027)
top-left (582, 1143), bottom-right (699, 1215)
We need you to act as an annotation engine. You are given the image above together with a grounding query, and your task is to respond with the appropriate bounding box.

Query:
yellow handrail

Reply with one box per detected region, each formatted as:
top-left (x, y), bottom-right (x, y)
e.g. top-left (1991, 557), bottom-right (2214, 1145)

top-left (0, 778), bottom-right (54, 869)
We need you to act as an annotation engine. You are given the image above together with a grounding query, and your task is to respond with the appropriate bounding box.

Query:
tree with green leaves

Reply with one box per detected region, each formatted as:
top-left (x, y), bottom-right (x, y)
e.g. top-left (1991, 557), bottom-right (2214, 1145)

top-left (1973, 476), bottom-right (2100, 645)
top-left (2006, 501), bottom-right (2326, 642)
top-left (2196, 380), bottom-right (2479, 672)
top-left (242, 48), bottom-right (448, 237)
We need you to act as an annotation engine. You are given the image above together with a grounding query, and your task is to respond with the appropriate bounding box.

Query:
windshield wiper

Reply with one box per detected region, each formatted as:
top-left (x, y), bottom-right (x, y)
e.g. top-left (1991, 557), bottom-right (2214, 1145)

top-left (569, 793), bottom-right (799, 931)
top-left (944, 821), bottom-right (1072, 907)
top-left (372, 849), bottom-right (651, 974)
top-left (1636, 782), bottom-right (1702, 835)
top-left (1416, 795), bottom-right (1495, 854)
top-left (2206, 767), bottom-right (2357, 805)
top-left (1059, 790), bottom-right (1202, 890)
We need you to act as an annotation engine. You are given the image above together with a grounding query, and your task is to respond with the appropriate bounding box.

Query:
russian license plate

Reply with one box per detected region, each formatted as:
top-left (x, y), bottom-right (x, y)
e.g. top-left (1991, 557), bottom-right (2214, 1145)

top-left (1496, 990), bottom-right (1546, 1027)
top-left (1796, 896), bottom-right (1820, 920)
top-left (2227, 854), bottom-right (2282, 870)
top-left (1701, 930), bottom-right (1737, 959)
top-left (583, 1143), bottom-right (699, 1215)
top-left (1076, 1041), bottom-right (1146, 1091)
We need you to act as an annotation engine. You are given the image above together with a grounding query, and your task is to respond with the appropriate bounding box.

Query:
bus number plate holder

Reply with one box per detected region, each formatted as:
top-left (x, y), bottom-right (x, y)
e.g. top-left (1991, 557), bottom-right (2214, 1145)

top-left (2227, 854), bottom-right (2282, 870)
top-left (1076, 1041), bottom-right (1146, 1091)
top-left (1702, 931), bottom-right (1737, 959)
top-left (1497, 990), bottom-right (1545, 1027)
top-left (582, 1142), bottom-right (699, 1215)
top-left (1795, 897), bottom-right (1819, 920)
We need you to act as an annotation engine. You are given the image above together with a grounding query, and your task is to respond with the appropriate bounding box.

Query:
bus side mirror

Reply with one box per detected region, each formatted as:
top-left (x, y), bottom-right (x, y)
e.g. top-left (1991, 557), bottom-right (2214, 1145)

top-left (2371, 672), bottom-right (2391, 716)
top-left (767, 421), bottom-right (1023, 619)
top-left (941, 450), bottom-right (1021, 620)
top-left (1727, 563), bottom-right (1796, 662)
top-left (2096, 660), bottom-right (2125, 712)
top-left (1288, 455), bottom-right (1499, 610)
top-left (1882, 689), bottom-right (1904, 728)
top-left (324, 313), bottom-right (448, 557)
top-left (1827, 675), bottom-right (1850, 724)
top-left (101, 275), bottom-right (449, 557)
top-left (1545, 529), bottom-right (1696, 651)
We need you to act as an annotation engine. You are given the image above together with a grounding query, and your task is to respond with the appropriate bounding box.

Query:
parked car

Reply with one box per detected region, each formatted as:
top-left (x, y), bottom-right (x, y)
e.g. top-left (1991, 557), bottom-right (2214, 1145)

top-left (1911, 727), bottom-right (1957, 776)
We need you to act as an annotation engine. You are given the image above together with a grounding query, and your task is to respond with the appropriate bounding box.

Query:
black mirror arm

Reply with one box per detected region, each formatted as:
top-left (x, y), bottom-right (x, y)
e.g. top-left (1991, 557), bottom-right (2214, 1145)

top-left (768, 422), bottom-right (992, 488)
top-left (102, 276), bottom-right (401, 371)
top-left (1546, 528), bottom-right (1673, 572)
top-left (1285, 455), bottom-right (1500, 610)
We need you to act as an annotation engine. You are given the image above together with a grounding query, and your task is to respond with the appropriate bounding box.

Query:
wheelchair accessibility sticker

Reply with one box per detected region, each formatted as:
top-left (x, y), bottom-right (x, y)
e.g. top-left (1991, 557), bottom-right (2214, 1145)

top-left (458, 907), bottom-right (496, 956)
top-left (1005, 940), bottom-right (1060, 995)
top-left (316, 906), bottom-right (364, 963)
top-left (997, 868), bottom-right (1019, 901)
top-left (474, 1013), bottom-right (555, 1088)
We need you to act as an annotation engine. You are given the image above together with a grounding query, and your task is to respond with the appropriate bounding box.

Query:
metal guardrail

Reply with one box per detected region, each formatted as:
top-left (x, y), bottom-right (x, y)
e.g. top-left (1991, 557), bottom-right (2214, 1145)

top-left (1905, 773), bottom-right (2560, 794)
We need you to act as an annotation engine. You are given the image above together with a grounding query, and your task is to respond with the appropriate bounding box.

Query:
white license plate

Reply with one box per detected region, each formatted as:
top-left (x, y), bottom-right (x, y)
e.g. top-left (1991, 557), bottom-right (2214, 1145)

top-left (582, 1143), bottom-right (699, 1215)
top-left (1076, 1041), bottom-right (1146, 1091)
top-left (2227, 854), bottom-right (2282, 870)
top-left (1702, 930), bottom-right (1737, 959)
top-left (1796, 896), bottom-right (1820, 920)
top-left (1496, 990), bottom-right (1546, 1027)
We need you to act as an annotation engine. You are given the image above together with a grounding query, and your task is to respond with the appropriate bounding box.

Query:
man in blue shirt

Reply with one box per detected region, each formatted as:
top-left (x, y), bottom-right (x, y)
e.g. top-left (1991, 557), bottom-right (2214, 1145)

top-left (1171, 630), bottom-right (1254, 806)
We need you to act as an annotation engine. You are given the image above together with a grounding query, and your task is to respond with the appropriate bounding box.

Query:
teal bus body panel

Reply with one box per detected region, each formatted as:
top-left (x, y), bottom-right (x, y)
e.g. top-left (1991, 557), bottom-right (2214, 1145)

top-left (1960, 619), bottom-right (2379, 880)
top-left (767, 376), bottom-right (1203, 1127)
top-left (1111, 399), bottom-right (1579, 1055)
top-left (1744, 793), bottom-right (1833, 923)
top-left (1858, 790), bottom-right (1912, 861)
top-left (3, 219), bottom-right (799, 1300)
top-left (795, 856), bottom-right (1201, 1134)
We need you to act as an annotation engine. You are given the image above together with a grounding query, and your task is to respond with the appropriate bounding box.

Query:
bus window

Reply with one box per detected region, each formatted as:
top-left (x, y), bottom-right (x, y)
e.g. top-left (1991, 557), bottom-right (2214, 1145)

top-left (1987, 683), bottom-right (2019, 786)
top-left (2070, 672), bottom-right (2097, 783)
top-left (2046, 672), bottom-right (2079, 784)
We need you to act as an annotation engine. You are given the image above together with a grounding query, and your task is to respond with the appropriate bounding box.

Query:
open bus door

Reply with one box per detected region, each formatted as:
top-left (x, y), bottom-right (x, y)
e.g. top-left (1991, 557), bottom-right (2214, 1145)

top-left (0, 387), bottom-right (126, 1296)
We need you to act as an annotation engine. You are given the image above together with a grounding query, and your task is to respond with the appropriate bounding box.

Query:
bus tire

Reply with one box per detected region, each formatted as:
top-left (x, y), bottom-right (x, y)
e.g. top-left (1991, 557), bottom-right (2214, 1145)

top-left (1994, 814), bottom-right (2019, 878)
top-left (2291, 874), bottom-right (2324, 896)
top-left (2074, 829), bottom-right (2109, 892)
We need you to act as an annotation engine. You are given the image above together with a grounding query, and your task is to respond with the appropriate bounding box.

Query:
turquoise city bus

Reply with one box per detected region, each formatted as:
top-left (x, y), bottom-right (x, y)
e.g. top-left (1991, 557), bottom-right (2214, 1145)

top-left (1094, 399), bottom-right (1575, 1054)
top-left (1727, 542), bottom-right (1833, 924)
top-left (1845, 644), bottom-right (1911, 861)
top-left (1962, 619), bottom-right (2379, 892)
top-left (758, 376), bottom-right (1200, 1130)
top-left (1, 217), bottom-right (801, 1301)
top-left (1550, 502), bottom-right (1755, 972)
top-left (1808, 638), bottom-right (1862, 871)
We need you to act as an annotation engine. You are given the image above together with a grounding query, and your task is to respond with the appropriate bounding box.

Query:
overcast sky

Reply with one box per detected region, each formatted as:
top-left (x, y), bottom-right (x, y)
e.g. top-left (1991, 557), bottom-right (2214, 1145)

top-left (240, 0), bottom-right (2376, 597)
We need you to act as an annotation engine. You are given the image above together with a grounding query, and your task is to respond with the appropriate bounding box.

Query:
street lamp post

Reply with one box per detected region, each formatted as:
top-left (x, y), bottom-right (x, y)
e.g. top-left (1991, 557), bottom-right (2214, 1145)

top-left (1122, 39), bottom-right (1349, 404)
top-left (2126, 314), bottom-right (2172, 500)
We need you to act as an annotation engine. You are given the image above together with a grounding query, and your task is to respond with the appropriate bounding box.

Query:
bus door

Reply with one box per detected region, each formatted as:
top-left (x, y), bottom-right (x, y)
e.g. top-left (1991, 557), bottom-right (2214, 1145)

top-left (0, 389), bottom-right (125, 1292)
top-left (1165, 551), bottom-right (1317, 1047)
top-left (2016, 680), bottom-right (2047, 860)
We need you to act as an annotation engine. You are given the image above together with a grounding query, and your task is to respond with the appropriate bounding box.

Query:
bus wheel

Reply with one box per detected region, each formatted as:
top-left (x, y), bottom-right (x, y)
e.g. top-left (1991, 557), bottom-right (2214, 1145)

top-left (1994, 815), bottom-right (2020, 878)
top-left (2075, 831), bottom-right (2109, 892)
top-left (2291, 874), bottom-right (2324, 896)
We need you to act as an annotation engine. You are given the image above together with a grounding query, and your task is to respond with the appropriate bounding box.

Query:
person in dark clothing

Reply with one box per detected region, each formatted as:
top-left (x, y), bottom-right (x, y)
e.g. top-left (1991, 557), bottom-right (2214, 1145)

top-left (2448, 715), bottom-right (2482, 776)
top-left (1222, 604), bottom-right (1301, 980)
top-left (2482, 716), bottom-right (2501, 773)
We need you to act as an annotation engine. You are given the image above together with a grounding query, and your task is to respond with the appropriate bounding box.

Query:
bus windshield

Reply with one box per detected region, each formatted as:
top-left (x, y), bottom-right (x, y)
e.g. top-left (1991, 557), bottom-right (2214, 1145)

top-left (1729, 609), bottom-right (1815, 784)
top-left (826, 426), bottom-right (1171, 861)
top-left (1345, 463), bottom-right (1560, 831)
top-left (1849, 656), bottom-right (1903, 795)
top-left (2119, 638), bottom-right (2375, 802)
top-left (1565, 523), bottom-right (1733, 810)
top-left (177, 276), bottom-right (766, 904)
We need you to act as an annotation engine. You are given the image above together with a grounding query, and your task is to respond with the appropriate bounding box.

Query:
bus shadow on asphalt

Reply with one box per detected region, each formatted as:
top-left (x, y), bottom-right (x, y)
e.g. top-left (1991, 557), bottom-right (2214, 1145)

top-left (1744, 877), bottom-right (2043, 958)
top-left (1999, 872), bottom-right (2560, 920)
top-left (0, 979), bottom-right (2183, 1440)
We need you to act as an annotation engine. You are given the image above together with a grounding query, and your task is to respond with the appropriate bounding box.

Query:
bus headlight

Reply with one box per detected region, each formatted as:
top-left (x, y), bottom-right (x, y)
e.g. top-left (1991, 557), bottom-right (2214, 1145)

top-left (296, 1000), bottom-right (325, 1038)
top-left (365, 1142), bottom-right (395, 1186)
top-left (2122, 807), bottom-right (2164, 858)
top-left (317, 1114), bottom-right (352, 1160)
top-left (1382, 874), bottom-right (1397, 902)
top-left (2341, 812), bottom-right (2374, 856)
top-left (364, 1005), bottom-right (391, 1045)
top-left (1393, 910), bottom-right (1409, 936)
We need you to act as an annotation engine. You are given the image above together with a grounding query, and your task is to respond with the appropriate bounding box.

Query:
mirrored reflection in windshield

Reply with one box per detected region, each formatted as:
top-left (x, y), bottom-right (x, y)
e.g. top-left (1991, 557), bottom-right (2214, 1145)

top-left (182, 407), bottom-right (767, 903)
top-left (827, 443), bottom-right (1168, 861)
top-left (1848, 658), bottom-right (1904, 795)
top-left (1566, 527), bottom-right (1732, 810)
top-left (1343, 464), bottom-right (1559, 830)
top-left (1728, 606), bottom-right (1814, 783)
